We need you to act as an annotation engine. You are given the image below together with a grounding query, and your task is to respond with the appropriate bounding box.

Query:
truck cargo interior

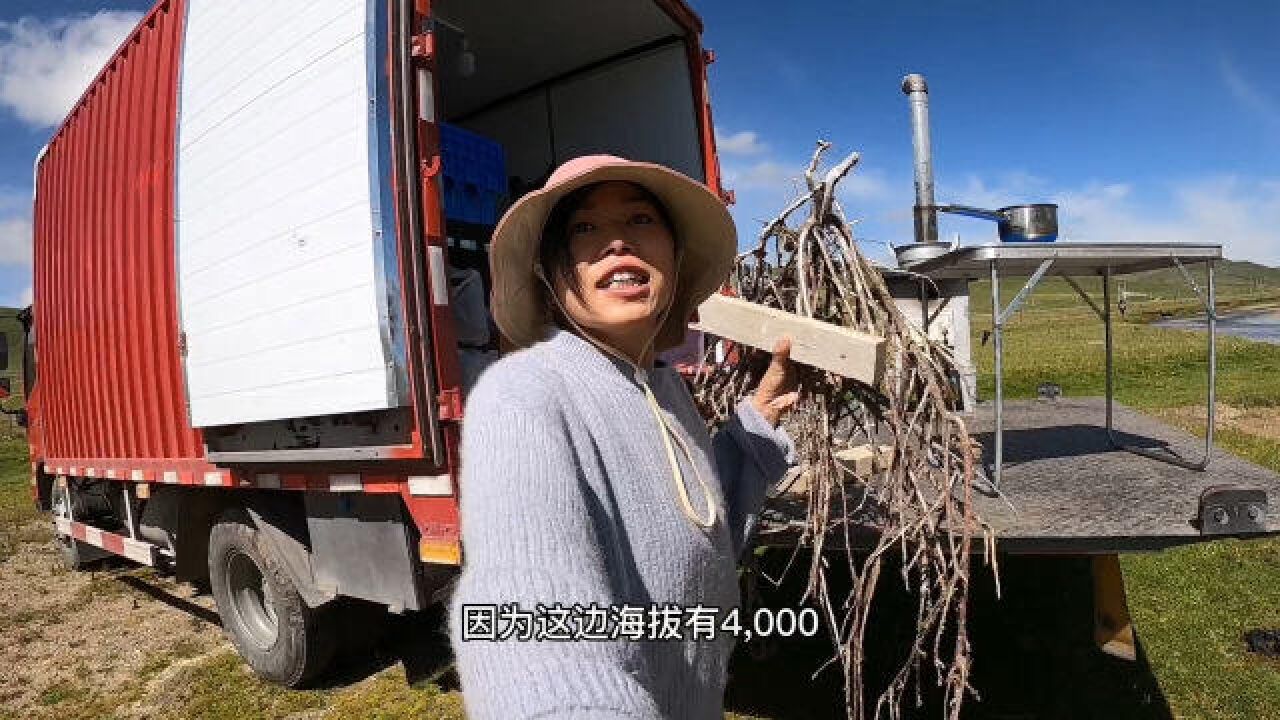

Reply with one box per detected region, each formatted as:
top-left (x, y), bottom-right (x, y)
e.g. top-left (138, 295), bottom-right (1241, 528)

top-left (433, 0), bottom-right (706, 270)
top-left (436, 0), bottom-right (704, 180)
top-left (204, 0), bottom-right (707, 459)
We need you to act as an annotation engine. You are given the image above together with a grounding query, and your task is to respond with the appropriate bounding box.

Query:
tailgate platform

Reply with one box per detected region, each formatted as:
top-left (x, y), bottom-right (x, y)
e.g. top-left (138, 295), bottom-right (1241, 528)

top-left (758, 397), bottom-right (1280, 554)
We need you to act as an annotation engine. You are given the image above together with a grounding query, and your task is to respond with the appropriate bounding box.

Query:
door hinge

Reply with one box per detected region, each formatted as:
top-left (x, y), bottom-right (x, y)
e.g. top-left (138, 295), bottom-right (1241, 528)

top-left (177, 331), bottom-right (188, 358)
top-left (437, 388), bottom-right (463, 421)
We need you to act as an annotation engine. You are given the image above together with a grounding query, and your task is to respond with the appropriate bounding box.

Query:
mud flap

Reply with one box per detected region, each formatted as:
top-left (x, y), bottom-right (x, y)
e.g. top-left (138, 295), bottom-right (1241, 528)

top-left (245, 499), bottom-right (337, 609)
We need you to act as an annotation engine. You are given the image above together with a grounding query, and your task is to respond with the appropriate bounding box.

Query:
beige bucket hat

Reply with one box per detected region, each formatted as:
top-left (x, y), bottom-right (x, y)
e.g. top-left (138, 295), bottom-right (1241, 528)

top-left (488, 154), bottom-right (737, 353)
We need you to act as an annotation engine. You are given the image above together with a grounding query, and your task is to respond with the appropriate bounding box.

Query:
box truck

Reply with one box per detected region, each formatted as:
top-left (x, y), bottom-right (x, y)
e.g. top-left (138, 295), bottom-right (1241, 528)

top-left (27, 0), bottom-right (727, 686)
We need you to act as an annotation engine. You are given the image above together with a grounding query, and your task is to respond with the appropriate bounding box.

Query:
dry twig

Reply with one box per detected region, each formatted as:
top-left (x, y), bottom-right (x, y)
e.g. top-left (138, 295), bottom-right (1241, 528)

top-left (693, 142), bottom-right (997, 720)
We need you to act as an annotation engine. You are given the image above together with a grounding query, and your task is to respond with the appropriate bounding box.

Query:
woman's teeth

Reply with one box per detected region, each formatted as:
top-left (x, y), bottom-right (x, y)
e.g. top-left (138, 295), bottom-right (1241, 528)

top-left (607, 271), bottom-right (646, 288)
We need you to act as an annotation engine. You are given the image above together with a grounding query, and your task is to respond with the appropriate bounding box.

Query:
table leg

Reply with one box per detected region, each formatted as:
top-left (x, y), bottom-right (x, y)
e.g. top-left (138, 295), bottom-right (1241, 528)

top-left (988, 259), bottom-right (1053, 488)
top-left (991, 260), bottom-right (1003, 487)
top-left (1104, 266), bottom-right (1113, 432)
top-left (1106, 259), bottom-right (1214, 470)
top-left (1205, 260), bottom-right (1216, 464)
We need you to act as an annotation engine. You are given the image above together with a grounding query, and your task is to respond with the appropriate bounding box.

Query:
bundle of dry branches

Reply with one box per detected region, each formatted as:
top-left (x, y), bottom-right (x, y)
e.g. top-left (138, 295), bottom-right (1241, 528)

top-left (692, 142), bottom-right (997, 720)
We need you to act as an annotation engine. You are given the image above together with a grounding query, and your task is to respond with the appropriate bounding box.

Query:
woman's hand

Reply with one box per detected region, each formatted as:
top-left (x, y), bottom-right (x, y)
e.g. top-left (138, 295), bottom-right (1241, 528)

top-left (750, 336), bottom-right (799, 427)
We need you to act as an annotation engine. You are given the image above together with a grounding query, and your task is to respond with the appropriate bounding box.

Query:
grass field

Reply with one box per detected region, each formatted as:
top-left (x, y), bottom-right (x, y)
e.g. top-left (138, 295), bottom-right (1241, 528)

top-left (970, 278), bottom-right (1280, 719)
top-left (0, 276), bottom-right (1278, 718)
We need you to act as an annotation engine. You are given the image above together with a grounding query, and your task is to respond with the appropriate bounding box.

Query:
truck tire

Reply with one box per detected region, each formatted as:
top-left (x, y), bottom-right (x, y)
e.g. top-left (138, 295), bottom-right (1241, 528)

top-left (50, 482), bottom-right (92, 571)
top-left (208, 509), bottom-right (336, 688)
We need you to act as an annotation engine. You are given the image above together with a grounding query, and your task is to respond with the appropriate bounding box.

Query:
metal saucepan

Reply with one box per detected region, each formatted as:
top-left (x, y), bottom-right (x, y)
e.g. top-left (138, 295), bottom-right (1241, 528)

top-left (936, 203), bottom-right (1059, 242)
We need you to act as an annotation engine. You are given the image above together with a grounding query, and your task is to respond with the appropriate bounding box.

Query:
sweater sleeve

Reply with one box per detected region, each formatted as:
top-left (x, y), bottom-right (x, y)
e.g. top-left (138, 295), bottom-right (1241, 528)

top-left (712, 397), bottom-right (799, 562)
top-left (447, 396), bottom-right (665, 720)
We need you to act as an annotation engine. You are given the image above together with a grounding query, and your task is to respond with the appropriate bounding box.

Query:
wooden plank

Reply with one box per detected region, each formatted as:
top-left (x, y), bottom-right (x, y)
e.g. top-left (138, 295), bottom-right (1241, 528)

top-left (835, 444), bottom-right (893, 477)
top-left (1091, 554), bottom-right (1137, 661)
top-left (781, 444), bottom-right (892, 496)
top-left (693, 294), bottom-right (886, 385)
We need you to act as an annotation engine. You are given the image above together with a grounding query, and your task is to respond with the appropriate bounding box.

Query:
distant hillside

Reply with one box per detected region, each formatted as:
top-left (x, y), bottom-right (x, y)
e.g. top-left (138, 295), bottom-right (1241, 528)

top-left (966, 258), bottom-right (1280, 313)
top-left (1128, 258), bottom-right (1280, 292)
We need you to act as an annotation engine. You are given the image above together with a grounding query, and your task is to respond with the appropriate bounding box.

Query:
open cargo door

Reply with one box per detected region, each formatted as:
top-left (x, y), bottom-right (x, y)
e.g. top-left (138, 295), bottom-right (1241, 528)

top-left (175, 0), bottom-right (448, 464)
top-left (175, 1), bottom-right (412, 428)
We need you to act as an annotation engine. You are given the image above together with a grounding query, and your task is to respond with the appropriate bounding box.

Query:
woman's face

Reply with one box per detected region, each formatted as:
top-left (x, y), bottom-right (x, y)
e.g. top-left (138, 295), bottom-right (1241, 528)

top-left (551, 181), bottom-right (677, 360)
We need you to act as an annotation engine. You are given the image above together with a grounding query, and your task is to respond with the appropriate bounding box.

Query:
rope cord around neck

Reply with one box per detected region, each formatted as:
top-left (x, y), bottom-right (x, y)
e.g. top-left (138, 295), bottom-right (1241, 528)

top-left (534, 256), bottom-right (717, 530)
top-left (638, 379), bottom-right (718, 528)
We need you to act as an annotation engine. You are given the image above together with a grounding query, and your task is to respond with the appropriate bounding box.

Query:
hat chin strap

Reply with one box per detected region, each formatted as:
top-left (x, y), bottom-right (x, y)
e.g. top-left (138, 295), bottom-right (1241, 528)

top-left (534, 255), bottom-right (717, 530)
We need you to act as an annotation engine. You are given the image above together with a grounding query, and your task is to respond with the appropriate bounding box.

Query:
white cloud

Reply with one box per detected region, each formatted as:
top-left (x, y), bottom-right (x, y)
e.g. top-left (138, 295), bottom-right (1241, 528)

top-left (0, 11), bottom-right (143, 128)
top-left (722, 149), bottom-right (898, 258)
top-left (837, 168), bottom-right (890, 202)
top-left (1220, 57), bottom-right (1280, 130)
top-left (938, 172), bottom-right (1050, 211)
top-left (929, 170), bottom-right (1280, 266)
top-left (723, 160), bottom-right (798, 190)
top-left (1050, 176), bottom-right (1280, 265)
top-left (716, 128), bottom-right (768, 156)
top-left (725, 156), bottom-right (888, 198)
top-left (0, 188), bottom-right (31, 267)
top-left (0, 284), bottom-right (32, 309)
top-left (0, 214), bottom-right (31, 266)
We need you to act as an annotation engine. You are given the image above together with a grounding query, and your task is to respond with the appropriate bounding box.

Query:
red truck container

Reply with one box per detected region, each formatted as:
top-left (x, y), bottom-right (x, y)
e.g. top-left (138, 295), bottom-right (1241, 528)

top-left (27, 0), bottom-right (728, 686)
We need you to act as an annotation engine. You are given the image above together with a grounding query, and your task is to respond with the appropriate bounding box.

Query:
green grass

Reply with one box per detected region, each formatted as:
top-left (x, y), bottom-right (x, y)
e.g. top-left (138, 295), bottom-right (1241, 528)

top-left (320, 668), bottom-right (466, 720)
top-left (970, 281), bottom-right (1280, 409)
top-left (1121, 537), bottom-right (1280, 719)
top-left (0, 422), bottom-right (32, 519)
top-left (971, 278), bottom-right (1280, 719)
top-left (36, 682), bottom-right (89, 707)
top-left (0, 422), bottom-right (34, 561)
top-left (151, 651), bottom-right (327, 720)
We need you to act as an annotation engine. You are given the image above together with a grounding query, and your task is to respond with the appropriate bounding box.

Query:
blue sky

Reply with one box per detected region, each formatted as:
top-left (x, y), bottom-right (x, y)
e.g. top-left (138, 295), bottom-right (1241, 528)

top-left (0, 1), bottom-right (1276, 307)
top-left (700, 0), bottom-right (1280, 266)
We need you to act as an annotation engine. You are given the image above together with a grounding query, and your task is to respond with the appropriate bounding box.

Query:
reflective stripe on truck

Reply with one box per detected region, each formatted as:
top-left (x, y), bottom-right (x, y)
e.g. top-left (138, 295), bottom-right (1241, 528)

top-left (54, 516), bottom-right (158, 566)
top-left (43, 463), bottom-right (455, 496)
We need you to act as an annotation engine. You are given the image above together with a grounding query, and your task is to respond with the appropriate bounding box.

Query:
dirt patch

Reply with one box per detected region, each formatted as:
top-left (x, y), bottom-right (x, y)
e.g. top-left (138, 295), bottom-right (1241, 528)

top-left (0, 522), bottom-right (226, 718)
top-left (1161, 404), bottom-right (1280, 443)
top-left (0, 520), bottom-right (466, 720)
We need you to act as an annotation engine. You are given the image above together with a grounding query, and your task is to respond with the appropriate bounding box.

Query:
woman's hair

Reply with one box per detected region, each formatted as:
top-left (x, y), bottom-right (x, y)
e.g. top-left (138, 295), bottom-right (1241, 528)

top-left (537, 180), bottom-right (678, 321)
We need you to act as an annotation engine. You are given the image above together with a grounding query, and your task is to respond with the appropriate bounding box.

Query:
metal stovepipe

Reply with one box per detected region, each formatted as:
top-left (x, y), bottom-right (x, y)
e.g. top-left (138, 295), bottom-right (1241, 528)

top-left (902, 73), bottom-right (939, 246)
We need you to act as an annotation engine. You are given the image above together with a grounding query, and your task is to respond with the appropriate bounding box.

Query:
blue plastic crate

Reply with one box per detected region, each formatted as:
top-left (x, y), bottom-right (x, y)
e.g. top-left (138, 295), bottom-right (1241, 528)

top-left (440, 123), bottom-right (506, 225)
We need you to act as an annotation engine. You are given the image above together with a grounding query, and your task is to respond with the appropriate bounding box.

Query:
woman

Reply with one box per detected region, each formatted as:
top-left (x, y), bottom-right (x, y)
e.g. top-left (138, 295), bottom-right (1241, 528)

top-left (447, 154), bottom-right (800, 719)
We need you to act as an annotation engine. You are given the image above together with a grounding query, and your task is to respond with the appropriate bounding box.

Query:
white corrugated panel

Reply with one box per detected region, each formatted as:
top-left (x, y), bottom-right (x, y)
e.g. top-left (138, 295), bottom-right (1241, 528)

top-left (176, 0), bottom-right (405, 427)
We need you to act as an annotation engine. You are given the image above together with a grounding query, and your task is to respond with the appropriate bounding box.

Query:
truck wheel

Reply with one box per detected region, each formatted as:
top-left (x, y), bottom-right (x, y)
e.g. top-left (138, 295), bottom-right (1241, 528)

top-left (208, 509), bottom-right (336, 687)
top-left (50, 482), bottom-right (92, 570)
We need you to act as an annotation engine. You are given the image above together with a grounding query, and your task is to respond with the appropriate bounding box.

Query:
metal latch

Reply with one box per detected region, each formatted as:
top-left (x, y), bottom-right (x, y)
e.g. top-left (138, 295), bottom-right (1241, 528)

top-left (1197, 485), bottom-right (1267, 535)
top-left (410, 33), bottom-right (434, 61)
top-left (437, 388), bottom-right (463, 422)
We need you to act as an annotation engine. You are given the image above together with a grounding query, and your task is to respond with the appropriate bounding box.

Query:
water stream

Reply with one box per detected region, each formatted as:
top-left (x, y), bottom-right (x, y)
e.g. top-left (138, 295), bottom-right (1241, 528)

top-left (1153, 306), bottom-right (1280, 344)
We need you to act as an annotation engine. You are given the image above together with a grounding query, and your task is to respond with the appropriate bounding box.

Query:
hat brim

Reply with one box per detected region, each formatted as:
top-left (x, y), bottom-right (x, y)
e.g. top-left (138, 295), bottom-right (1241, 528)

top-left (489, 159), bottom-right (737, 353)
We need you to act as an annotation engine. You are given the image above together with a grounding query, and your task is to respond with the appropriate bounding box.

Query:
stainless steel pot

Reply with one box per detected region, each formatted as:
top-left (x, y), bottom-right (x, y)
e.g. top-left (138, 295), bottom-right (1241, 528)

top-left (936, 203), bottom-right (1058, 242)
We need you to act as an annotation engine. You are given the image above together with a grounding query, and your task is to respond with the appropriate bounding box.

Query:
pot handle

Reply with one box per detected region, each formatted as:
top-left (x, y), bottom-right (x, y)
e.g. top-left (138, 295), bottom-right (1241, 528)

top-left (936, 204), bottom-right (1007, 223)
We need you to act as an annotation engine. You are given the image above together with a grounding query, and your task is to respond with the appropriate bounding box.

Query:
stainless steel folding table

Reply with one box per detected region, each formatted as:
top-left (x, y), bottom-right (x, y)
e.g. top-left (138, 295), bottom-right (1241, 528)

top-left (906, 242), bottom-right (1222, 487)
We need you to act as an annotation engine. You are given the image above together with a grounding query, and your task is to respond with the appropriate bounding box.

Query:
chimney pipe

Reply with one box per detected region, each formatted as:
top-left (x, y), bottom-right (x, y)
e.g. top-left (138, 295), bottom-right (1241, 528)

top-left (902, 73), bottom-right (938, 245)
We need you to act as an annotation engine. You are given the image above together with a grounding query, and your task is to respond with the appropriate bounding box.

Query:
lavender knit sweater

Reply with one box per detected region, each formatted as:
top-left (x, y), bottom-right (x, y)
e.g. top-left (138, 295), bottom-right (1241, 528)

top-left (446, 326), bottom-right (797, 719)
